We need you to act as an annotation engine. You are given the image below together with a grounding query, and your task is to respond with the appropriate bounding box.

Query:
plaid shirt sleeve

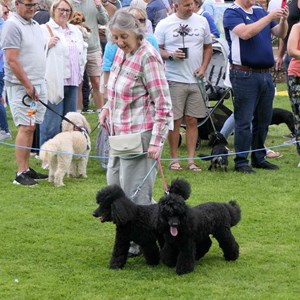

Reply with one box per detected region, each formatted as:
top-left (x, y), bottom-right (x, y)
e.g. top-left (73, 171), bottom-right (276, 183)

top-left (142, 54), bottom-right (173, 147)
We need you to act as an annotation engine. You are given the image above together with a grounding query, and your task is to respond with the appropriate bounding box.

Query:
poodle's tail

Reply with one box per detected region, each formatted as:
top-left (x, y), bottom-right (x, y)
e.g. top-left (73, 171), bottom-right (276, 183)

top-left (39, 142), bottom-right (56, 169)
top-left (227, 201), bottom-right (241, 227)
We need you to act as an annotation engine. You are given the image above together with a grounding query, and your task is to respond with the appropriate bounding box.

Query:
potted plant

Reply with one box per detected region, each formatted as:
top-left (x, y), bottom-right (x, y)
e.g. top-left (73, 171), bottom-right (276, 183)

top-left (175, 24), bottom-right (191, 59)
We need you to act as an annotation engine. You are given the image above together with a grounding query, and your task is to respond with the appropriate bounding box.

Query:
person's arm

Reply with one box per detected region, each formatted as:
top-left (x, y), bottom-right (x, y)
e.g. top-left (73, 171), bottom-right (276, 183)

top-left (94, 0), bottom-right (109, 25)
top-left (287, 23), bottom-right (300, 59)
top-left (203, 11), bottom-right (220, 38)
top-left (233, 7), bottom-right (288, 40)
top-left (143, 55), bottom-right (173, 158)
top-left (194, 43), bottom-right (213, 78)
top-left (5, 49), bottom-right (38, 99)
top-left (275, 38), bottom-right (286, 71)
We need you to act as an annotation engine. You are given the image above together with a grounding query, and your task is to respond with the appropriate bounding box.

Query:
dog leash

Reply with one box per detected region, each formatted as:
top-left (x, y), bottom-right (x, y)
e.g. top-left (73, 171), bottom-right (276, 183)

top-left (22, 92), bottom-right (86, 133)
top-left (130, 160), bottom-right (158, 201)
top-left (157, 158), bottom-right (169, 194)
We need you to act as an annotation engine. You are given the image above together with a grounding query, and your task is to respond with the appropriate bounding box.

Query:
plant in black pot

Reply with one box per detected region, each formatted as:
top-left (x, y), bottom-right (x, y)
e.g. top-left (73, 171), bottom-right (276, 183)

top-left (175, 24), bottom-right (191, 59)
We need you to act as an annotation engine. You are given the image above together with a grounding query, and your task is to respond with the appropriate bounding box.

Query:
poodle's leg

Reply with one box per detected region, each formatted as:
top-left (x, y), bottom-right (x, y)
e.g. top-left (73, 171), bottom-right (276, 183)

top-left (68, 158), bottom-right (76, 178)
top-left (214, 228), bottom-right (239, 261)
top-left (195, 237), bottom-right (212, 260)
top-left (160, 242), bottom-right (178, 268)
top-left (176, 239), bottom-right (196, 275)
top-left (54, 155), bottom-right (71, 187)
top-left (140, 241), bottom-right (160, 266)
top-left (109, 231), bottom-right (131, 269)
top-left (77, 157), bottom-right (88, 178)
top-left (48, 158), bottom-right (57, 183)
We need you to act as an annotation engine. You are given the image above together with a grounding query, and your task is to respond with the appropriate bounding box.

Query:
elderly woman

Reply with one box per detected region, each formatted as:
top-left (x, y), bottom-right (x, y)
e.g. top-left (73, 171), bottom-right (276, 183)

top-left (40, 0), bottom-right (87, 146)
top-left (99, 9), bottom-right (173, 256)
top-left (100, 10), bottom-right (172, 199)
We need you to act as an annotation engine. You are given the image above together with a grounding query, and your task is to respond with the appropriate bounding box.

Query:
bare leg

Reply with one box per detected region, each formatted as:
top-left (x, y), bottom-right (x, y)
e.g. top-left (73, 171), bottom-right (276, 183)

top-left (15, 125), bottom-right (35, 173)
top-left (168, 118), bottom-right (182, 161)
top-left (185, 115), bottom-right (198, 165)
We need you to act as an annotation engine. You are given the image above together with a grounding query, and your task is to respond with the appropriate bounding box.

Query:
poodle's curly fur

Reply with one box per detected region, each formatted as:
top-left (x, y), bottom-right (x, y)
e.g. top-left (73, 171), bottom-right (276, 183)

top-left (93, 185), bottom-right (163, 269)
top-left (39, 113), bottom-right (91, 187)
top-left (158, 178), bottom-right (241, 275)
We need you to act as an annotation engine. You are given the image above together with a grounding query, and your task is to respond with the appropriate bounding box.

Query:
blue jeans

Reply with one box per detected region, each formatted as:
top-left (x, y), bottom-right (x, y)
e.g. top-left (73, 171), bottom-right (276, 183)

top-left (220, 113), bottom-right (235, 140)
top-left (0, 71), bottom-right (9, 132)
top-left (40, 85), bottom-right (78, 146)
top-left (230, 69), bottom-right (274, 167)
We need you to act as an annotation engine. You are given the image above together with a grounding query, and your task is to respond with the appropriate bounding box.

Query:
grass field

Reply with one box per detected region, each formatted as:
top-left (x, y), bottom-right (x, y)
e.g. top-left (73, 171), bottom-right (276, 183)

top-left (0, 83), bottom-right (299, 299)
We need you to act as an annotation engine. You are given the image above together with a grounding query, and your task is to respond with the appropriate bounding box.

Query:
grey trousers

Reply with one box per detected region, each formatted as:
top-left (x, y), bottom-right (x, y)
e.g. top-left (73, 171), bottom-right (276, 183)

top-left (106, 130), bottom-right (158, 205)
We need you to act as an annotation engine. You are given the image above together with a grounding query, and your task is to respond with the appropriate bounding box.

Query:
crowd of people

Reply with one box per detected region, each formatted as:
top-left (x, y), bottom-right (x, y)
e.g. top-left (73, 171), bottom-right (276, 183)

top-left (0, 0), bottom-right (299, 190)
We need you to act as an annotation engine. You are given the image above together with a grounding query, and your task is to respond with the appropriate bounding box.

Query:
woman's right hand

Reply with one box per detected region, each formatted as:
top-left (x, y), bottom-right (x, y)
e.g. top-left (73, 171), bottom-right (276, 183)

top-left (99, 108), bottom-right (109, 127)
top-left (48, 36), bottom-right (60, 49)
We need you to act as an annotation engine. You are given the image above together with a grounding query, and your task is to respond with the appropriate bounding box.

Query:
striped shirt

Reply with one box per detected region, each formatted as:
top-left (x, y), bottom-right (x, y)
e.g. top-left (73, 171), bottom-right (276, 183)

top-left (106, 40), bottom-right (173, 147)
top-left (63, 28), bottom-right (82, 86)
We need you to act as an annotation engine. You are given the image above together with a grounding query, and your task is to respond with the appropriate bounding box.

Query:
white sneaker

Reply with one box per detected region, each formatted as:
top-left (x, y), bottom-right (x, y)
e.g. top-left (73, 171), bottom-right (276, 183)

top-left (0, 130), bottom-right (12, 141)
top-left (298, 162), bottom-right (300, 168)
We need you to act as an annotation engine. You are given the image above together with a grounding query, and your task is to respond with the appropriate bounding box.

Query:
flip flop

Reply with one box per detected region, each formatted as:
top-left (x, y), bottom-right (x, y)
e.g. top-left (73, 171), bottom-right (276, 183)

top-left (169, 161), bottom-right (183, 171)
top-left (266, 149), bottom-right (283, 159)
top-left (187, 162), bottom-right (202, 172)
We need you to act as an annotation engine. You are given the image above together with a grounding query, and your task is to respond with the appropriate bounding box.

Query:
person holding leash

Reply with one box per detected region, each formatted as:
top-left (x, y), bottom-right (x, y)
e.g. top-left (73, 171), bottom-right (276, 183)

top-left (0, 0), bottom-right (48, 186)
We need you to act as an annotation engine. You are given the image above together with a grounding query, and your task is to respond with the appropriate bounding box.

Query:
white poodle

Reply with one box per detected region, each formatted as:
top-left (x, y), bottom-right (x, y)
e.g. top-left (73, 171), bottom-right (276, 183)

top-left (40, 113), bottom-right (91, 187)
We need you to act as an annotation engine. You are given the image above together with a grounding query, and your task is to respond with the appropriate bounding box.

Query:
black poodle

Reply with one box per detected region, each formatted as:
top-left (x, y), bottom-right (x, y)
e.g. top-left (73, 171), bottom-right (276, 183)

top-left (158, 178), bottom-right (241, 275)
top-left (93, 184), bottom-right (163, 269)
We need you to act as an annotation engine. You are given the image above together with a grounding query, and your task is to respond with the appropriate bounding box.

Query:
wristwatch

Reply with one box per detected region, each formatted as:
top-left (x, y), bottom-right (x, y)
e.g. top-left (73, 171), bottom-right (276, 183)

top-left (168, 54), bottom-right (174, 61)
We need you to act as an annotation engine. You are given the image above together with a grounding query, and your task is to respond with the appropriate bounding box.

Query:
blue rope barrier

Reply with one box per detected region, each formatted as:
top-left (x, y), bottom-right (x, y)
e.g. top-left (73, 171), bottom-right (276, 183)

top-left (0, 140), bottom-right (298, 161)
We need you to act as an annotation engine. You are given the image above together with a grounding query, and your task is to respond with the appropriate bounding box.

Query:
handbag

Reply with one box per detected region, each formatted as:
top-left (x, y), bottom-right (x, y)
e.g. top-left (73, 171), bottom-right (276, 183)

top-left (45, 25), bottom-right (64, 105)
top-left (108, 132), bottom-right (143, 157)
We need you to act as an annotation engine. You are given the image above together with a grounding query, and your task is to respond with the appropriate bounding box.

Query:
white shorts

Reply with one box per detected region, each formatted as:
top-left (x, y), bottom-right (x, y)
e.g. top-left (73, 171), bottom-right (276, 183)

top-left (6, 82), bottom-right (48, 126)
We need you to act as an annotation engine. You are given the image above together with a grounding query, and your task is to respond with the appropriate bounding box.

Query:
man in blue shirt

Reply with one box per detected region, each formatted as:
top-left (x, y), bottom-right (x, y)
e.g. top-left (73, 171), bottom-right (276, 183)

top-left (223, 0), bottom-right (288, 173)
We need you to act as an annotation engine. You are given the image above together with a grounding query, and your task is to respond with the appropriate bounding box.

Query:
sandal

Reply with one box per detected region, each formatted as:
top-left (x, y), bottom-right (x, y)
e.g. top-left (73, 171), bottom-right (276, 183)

top-left (187, 162), bottom-right (202, 172)
top-left (266, 149), bottom-right (283, 159)
top-left (169, 161), bottom-right (183, 171)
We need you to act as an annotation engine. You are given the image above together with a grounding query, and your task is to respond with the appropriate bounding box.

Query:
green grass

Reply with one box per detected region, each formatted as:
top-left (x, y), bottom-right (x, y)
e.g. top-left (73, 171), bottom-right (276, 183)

top-left (0, 83), bottom-right (299, 299)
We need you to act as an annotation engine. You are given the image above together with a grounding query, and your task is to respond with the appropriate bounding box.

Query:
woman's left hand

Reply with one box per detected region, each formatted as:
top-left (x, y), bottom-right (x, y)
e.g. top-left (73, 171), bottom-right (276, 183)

top-left (147, 145), bottom-right (161, 160)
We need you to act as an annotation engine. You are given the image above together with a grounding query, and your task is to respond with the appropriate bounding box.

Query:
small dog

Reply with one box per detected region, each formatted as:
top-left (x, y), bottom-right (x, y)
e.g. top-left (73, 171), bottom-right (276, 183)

top-left (69, 11), bottom-right (91, 43)
top-left (93, 185), bottom-right (163, 269)
top-left (208, 131), bottom-right (229, 171)
top-left (271, 108), bottom-right (295, 136)
top-left (158, 178), bottom-right (241, 275)
top-left (40, 113), bottom-right (91, 187)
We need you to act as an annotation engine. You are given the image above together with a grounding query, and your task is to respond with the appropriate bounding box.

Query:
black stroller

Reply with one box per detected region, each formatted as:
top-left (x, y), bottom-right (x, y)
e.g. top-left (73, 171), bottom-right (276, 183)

top-left (180, 38), bottom-right (232, 148)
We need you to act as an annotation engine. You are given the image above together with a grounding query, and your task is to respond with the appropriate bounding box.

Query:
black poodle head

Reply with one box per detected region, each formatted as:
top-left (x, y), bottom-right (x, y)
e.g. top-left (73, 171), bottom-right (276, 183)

top-left (208, 131), bottom-right (228, 147)
top-left (168, 178), bottom-right (191, 200)
top-left (93, 185), bottom-right (136, 225)
top-left (158, 193), bottom-right (188, 237)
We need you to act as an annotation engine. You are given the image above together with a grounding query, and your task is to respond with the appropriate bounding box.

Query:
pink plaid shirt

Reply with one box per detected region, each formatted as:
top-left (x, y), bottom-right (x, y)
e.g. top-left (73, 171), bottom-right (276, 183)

top-left (106, 40), bottom-right (173, 147)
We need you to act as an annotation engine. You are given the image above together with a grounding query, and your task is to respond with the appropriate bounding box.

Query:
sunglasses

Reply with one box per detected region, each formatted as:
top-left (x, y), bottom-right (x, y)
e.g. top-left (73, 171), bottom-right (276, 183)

top-left (18, 1), bottom-right (38, 8)
top-left (138, 18), bottom-right (146, 24)
top-left (57, 8), bottom-right (72, 14)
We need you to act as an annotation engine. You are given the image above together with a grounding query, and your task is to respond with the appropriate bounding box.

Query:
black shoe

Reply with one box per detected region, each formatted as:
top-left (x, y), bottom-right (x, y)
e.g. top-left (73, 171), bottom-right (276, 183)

top-left (234, 165), bottom-right (256, 174)
top-left (13, 172), bottom-right (38, 186)
top-left (25, 168), bottom-right (48, 180)
top-left (252, 160), bottom-right (279, 170)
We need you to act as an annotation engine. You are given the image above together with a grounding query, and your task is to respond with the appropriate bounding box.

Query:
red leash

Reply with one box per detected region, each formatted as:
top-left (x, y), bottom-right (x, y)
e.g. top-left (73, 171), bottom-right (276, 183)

top-left (157, 158), bottom-right (169, 194)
